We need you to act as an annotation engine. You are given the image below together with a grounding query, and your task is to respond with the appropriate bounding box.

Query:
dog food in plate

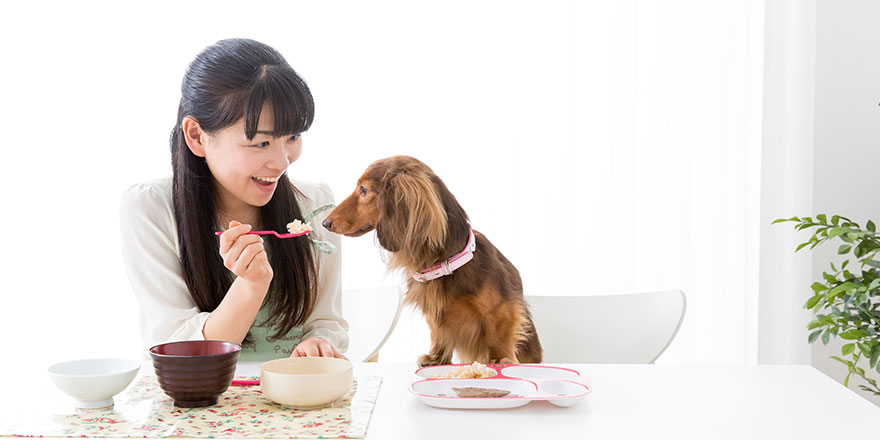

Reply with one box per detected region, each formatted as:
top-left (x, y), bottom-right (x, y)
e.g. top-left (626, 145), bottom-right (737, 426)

top-left (410, 364), bottom-right (591, 409)
top-left (286, 219), bottom-right (312, 234)
top-left (452, 387), bottom-right (511, 398)
top-left (433, 362), bottom-right (497, 379)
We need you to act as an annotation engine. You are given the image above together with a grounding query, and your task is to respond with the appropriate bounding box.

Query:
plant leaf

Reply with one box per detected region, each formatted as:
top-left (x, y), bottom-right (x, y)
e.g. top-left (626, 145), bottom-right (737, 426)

top-left (840, 330), bottom-right (863, 340)
top-left (805, 294), bottom-right (823, 309)
top-left (828, 227), bottom-right (850, 240)
top-left (842, 343), bottom-right (855, 356)
top-left (839, 244), bottom-right (852, 255)
top-left (809, 330), bottom-right (822, 343)
top-left (856, 243), bottom-right (867, 258)
top-left (829, 282), bottom-right (860, 296)
top-left (830, 356), bottom-right (848, 365)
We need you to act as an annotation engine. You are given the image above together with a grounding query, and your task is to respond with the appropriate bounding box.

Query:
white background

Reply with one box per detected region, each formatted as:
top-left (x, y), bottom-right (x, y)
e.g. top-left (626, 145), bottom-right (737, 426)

top-left (811, 0), bottom-right (880, 405)
top-left (0, 0), bottom-right (777, 373)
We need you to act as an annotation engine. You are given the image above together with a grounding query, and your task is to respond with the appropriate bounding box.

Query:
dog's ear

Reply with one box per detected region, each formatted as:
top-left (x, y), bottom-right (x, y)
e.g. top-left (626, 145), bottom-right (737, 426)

top-left (375, 187), bottom-right (403, 252)
top-left (376, 169), bottom-right (447, 253)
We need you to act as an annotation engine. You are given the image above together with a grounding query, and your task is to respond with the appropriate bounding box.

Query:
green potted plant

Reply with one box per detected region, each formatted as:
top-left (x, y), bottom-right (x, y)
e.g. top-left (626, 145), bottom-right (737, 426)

top-left (775, 214), bottom-right (880, 395)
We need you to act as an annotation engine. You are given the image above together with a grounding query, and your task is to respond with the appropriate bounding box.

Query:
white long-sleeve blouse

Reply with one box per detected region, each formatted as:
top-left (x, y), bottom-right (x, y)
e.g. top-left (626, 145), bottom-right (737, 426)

top-left (119, 177), bottom-right (348, 358)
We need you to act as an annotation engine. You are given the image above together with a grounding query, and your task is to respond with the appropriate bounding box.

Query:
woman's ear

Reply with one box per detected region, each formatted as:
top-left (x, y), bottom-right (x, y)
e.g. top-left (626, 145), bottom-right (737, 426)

top-left (182, 116), bottom-right (207, 157)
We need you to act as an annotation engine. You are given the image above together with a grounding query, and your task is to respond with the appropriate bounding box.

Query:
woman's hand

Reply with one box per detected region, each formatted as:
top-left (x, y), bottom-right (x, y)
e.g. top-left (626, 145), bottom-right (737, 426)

top-left (291, 337), bottom-right (347, 359)
top-left (219, 221), bottom-right (273, 285)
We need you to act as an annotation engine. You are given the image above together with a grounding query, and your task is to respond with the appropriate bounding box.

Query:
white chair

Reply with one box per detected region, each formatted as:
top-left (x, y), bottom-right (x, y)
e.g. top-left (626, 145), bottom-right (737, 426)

top-left (525, 290), bottom-right (686, 364)
top-left (342, 286), bottom-right (405, 362)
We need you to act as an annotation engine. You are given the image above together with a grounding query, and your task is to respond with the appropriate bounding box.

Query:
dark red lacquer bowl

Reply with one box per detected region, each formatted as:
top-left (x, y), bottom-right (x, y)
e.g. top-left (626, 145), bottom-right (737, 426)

top-left (148, 340), bottom-right (241, 407)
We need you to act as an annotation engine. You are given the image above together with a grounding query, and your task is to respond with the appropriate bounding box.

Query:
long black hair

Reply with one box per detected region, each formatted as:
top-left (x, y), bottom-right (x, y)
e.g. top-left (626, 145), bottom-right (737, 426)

top-left (170, 38), bottom-right (318, 342)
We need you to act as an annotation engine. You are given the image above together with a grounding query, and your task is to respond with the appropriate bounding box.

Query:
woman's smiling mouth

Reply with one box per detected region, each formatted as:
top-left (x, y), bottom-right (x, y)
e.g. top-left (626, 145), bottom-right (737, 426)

top-left (252, 175), bottom-right (279, 192)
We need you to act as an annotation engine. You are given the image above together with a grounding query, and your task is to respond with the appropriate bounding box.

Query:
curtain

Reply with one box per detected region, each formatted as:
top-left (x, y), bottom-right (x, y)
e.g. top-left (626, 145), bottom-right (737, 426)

top-left (321, 0), bottom-right (769, 365)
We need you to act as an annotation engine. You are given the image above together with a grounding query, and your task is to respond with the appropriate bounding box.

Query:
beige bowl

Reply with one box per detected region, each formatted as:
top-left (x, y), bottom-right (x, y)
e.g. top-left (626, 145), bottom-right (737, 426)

top-left (260, 357), bottom-right (353, 409)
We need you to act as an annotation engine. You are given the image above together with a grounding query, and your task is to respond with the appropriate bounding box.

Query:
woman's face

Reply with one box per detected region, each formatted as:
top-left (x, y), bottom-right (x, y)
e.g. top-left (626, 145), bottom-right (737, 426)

top-left (202, 103), bottom-right (303, 217)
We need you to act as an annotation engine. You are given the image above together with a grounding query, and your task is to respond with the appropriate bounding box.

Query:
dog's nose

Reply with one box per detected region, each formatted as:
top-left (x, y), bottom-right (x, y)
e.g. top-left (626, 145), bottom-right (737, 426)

top-left (322, 219), bottom-right (332, 230)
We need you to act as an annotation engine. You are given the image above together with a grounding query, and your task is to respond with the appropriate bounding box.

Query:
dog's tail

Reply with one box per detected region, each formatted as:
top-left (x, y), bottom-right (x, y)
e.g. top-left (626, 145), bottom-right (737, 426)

top-left (516, 305), bottom-right (543, 363)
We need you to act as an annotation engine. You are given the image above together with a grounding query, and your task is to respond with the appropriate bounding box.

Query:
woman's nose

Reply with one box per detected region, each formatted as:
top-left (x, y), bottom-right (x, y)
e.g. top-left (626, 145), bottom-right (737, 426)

top-left (267, 145), bottom-right (292, 170)
top-left (281, 141), bottom-right (302, 167)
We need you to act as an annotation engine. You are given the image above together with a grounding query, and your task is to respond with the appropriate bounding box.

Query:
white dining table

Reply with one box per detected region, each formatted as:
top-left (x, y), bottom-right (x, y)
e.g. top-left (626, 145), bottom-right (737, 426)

top-left (243, 361), bottom-right (876, 439)
top-left (3, 361), bottom-right (879, 439)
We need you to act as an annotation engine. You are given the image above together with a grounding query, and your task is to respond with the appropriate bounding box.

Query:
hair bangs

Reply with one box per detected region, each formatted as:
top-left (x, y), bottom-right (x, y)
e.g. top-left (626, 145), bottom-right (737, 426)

top-left (243, 65), bottom-right (315, 140)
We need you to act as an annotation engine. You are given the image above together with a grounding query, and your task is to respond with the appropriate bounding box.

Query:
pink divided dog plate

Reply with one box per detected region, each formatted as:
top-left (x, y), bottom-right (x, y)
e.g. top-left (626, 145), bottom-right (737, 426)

top-left (409, 364), bottom-right (591, 409)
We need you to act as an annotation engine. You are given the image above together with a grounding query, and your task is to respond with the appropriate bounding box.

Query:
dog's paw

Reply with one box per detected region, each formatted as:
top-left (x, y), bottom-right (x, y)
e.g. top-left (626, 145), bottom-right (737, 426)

top-left (418, 354), bottom-right (445, 367)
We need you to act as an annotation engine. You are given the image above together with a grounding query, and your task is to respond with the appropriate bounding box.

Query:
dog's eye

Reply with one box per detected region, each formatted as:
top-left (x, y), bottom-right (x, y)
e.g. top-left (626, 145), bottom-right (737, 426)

top-left (359, 185), bottom-right (368, 196)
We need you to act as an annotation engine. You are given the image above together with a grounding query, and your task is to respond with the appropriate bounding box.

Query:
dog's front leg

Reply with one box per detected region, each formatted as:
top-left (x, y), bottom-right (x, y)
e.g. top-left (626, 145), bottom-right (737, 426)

top-left (418, 331), bottom-right (453, 367)
top-left (489, 347), bottom-right (519, 365)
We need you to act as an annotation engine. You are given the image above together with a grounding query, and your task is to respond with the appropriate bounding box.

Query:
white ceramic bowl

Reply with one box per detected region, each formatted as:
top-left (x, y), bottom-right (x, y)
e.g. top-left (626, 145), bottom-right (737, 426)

top-left (48, 358), bottom-right (140, 409)
top-left (260, 357), bottom-right (353, 409)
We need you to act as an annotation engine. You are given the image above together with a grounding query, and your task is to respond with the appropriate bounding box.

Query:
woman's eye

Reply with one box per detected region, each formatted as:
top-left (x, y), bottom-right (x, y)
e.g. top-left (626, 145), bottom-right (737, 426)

top-left (252, 141), bottom-right (270, 148)
top-left (359, 186), bottom-right (367, 195)
top-left (289, 134), bottom-right (301, 142)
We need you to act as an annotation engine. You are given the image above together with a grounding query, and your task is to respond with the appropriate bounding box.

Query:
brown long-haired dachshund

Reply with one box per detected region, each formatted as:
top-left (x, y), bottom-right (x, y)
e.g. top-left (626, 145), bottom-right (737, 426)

top-left (322, 155), bottom-right (542, 366)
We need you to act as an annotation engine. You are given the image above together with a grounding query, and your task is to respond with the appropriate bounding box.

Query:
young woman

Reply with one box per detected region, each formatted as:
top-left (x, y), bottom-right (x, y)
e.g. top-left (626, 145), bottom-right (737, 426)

top-left (120, 38), bottom-right (347, 361)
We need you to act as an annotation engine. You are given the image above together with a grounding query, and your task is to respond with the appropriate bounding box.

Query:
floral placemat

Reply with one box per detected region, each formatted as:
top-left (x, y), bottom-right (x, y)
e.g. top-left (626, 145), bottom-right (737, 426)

top-left (0, 375), bottom-right (381, 438)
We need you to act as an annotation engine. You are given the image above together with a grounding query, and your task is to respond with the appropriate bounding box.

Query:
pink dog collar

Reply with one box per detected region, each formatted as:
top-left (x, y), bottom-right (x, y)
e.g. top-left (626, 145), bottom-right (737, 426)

top-left (412, 227), bottom-right (477, 283)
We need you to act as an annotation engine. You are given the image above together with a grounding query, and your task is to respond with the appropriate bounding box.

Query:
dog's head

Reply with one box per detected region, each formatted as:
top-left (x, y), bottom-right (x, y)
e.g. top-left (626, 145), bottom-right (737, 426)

top-left (322, 155), bottom-right (448, 254)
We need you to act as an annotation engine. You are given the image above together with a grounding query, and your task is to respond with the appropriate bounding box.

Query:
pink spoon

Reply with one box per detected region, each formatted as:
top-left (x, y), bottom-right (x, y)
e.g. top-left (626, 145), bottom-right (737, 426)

top-left (214, 230), bottom-right (310, 239)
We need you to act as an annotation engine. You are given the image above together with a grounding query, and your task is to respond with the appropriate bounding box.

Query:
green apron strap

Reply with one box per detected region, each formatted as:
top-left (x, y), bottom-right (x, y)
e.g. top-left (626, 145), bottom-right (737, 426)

top-left (305, 203), bottom-right (337, 255)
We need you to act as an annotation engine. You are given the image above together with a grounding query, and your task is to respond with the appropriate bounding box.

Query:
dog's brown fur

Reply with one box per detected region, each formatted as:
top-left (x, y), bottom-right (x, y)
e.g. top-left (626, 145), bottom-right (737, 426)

top-left (323, 155), bottom-right (542, 366)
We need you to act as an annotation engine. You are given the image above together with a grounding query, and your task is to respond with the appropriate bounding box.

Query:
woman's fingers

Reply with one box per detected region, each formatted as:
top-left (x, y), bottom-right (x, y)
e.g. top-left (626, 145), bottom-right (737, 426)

top-left (290, 338), bottom-right (345, 359)
top-left (317, 340), bottom-right (332, 357)
top-left (329, 344), bottom-right (348, 360)
top-left (219, 221), bottom-right (251, 254)
top-left (217, 220), bottom-right (273, 282)
top-left (231, 240), bottom-right (265, 275)
top-left (223, 234), bottom-right (262, 270)
top-left (317, 340), bottom-right (347, 359)
top-left (293, 343), bottom-right (318, 357)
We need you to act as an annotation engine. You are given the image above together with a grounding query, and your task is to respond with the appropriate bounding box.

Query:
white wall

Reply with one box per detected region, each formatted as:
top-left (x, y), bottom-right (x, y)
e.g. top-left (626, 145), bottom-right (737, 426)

top-left (0, 0), bottom-right (764, 372)
top-left (759, 0), bottom-right (814, 365)
top-left (812, 0), bottom-right (880, 406)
